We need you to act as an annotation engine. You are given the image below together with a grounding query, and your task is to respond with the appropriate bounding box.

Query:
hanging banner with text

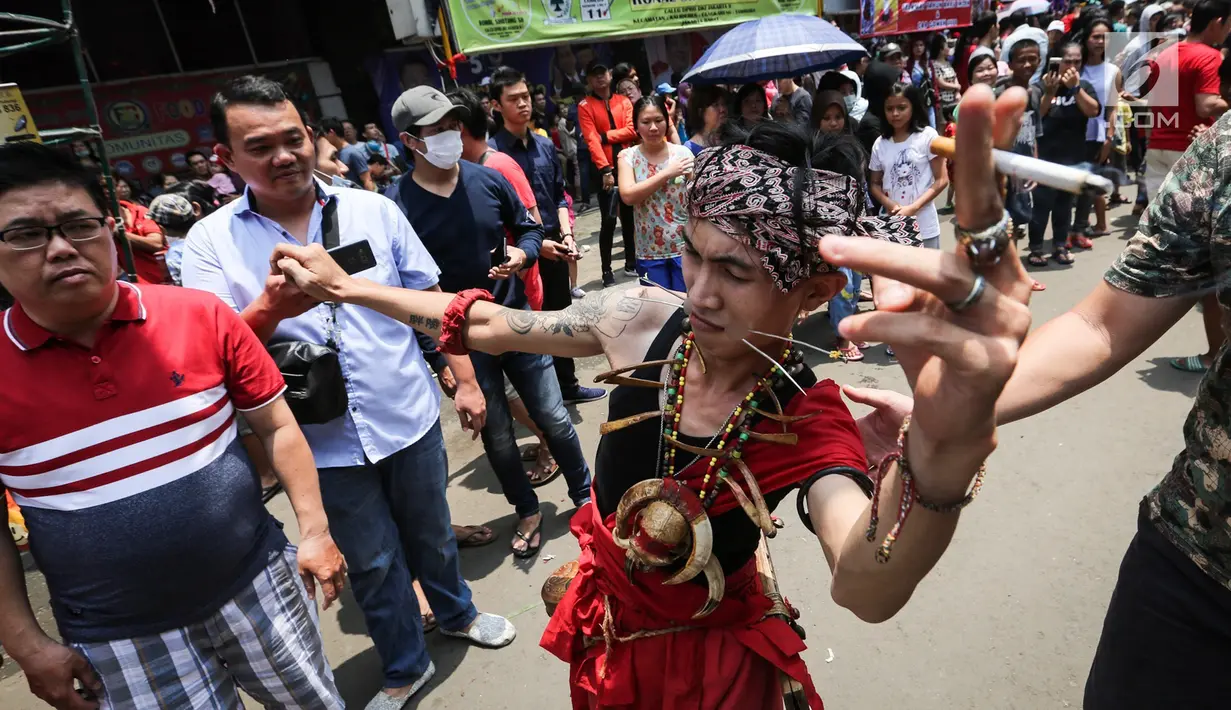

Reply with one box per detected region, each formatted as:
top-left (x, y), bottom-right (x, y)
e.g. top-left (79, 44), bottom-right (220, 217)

top-left (859, 0), bottom-right (972, 37)
top-left (446, 0), bottom-right (814, 55)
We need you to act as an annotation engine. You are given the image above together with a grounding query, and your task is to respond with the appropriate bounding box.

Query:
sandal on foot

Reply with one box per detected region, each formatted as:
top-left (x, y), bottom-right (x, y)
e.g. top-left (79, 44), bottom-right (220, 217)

top-left (1027, 252), bottom-right (1048, 267)
top-left (1070, 235), bottom-right (1094, 249)
top-left (838, 343), bottom-right (864, 362)
top-left (1031, 280), bottom-right (1047, 292)
top-left (1052, 248), bottom-right (1075, 265)
top-left (455, 524), bottom-right (496, 548)
top-left (512, 517), bottom-right (543, 559)
top-left (1170, 355), bottom-right (1209, 373)
top-left (519, 443), bottom-right (540, 461)
top-left (1086, 227), bottom-right (1110, 237)
top-left (528, 455), bottom-right (561, 488)
top-left (422, 612), bottom-right (438, 634)
top-left (442, 612), bottom-right (517, 648)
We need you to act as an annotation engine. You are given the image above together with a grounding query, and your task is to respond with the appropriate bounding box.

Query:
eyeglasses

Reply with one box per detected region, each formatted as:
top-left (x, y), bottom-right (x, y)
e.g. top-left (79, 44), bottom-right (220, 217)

top-left (0, 217), bottom-right (108, 252)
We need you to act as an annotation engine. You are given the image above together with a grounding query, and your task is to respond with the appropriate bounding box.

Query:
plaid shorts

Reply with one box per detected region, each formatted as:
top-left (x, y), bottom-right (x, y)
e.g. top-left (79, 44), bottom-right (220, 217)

top-left (73, 545), bottom-right (342, 709)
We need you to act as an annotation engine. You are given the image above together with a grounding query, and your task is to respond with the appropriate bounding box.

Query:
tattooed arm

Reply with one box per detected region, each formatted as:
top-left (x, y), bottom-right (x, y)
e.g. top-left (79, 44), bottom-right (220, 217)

top-left (270, 242), bottom-right (646, 358)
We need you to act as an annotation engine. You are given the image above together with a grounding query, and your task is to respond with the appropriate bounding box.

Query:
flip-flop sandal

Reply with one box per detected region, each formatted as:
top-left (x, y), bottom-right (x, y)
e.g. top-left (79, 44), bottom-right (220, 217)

top-left (1086, 228), bottom-right (1111, 237)
top-left (519, 443), bottom-right (540, 462)
top-left (854, 341), bottom-right (870, 349)
top-left (1070, 235), bottom-right (1094, 250)
top-left (528, 457), bottom-right (561, 487)
top-left (1031, 280), bottom-right (1047, 292)
top-left (1027, 252), bottom-right (1048, 267)
top-left (422, 612), bottom-right (438, 634)
top-left (455, 524), bottom-right (497, 548)
top-left (1170, 355), bottom-right (1209, 373)
top-left (839, 344), bottom-right (864, 362)
top-left (1052, 248), bottom-right (1075, 265)
top-left (512, 518), bottom-right (543, 559)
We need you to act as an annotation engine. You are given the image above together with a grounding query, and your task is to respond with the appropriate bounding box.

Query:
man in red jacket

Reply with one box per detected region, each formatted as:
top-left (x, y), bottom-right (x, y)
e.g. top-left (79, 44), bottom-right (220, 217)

top-left (578, 60), bottom-right (637, 287)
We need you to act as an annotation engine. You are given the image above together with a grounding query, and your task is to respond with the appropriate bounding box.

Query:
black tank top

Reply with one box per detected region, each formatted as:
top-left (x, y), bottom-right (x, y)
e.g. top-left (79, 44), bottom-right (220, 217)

top-left (593, 310), bottom-right (817, 574)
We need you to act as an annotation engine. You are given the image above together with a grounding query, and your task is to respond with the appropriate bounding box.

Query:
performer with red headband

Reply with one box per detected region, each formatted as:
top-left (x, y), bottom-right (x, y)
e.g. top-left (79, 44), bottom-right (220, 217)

top-left (268, 85), bottom-right (1032, 709)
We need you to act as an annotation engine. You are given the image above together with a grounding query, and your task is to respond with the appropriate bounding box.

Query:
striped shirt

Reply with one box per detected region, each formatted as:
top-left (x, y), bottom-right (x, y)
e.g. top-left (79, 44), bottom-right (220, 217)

top-left (0, 282), bottom-right (288, 642)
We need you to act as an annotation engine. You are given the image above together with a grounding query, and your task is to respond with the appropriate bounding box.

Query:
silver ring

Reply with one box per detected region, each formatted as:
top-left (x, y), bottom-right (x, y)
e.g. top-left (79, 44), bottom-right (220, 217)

top-left (946, 275), bottom-right (987, 313)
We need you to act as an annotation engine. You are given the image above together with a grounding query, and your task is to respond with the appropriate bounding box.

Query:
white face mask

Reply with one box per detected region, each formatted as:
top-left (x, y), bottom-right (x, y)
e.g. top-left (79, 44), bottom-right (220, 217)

top-left (416, 130), bottom-right (463, 169)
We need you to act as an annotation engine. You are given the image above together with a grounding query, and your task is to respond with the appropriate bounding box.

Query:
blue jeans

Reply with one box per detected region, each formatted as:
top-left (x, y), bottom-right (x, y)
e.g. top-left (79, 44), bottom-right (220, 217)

top-left (470, 349), bottom-right (592, 518)
top-left (317, 421), bottom-right (474, 687)
top-left (637, 256), bottom-right (685, 291)
top-left (828, 268), bottom-right (861, 329)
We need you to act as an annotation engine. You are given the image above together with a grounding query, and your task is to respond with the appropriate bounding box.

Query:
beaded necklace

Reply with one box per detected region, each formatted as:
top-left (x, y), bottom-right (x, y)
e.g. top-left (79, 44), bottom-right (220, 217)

top-left (660, 329), bottom-right (793, 509)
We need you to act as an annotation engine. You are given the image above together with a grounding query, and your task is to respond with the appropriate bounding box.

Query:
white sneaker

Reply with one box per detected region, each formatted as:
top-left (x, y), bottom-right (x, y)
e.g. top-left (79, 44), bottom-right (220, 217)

top-left (570, 287), bottom-right (586, 299)
top-left (622, 268), bottom-right (638, 278)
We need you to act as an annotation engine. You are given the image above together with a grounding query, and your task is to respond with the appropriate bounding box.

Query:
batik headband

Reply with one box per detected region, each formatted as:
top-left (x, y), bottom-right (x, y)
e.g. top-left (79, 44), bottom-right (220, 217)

top-left (687, 144), bottom-right (919, 292)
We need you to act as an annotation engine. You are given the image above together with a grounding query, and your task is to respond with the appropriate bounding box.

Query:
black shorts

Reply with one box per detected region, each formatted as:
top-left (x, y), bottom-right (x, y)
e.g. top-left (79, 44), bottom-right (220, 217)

top-left (1084, 503), bottom-right (1231, 709)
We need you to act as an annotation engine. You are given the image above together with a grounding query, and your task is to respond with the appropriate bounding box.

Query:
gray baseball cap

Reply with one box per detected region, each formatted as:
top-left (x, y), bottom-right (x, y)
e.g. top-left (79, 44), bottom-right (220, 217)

top-left (391, 85), bottom-right (469, 132)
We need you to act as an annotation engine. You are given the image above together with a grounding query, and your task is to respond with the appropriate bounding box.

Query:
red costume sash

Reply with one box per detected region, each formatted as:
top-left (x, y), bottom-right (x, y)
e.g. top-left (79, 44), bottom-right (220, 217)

top-left (540, 380), bottom-right (866, 709)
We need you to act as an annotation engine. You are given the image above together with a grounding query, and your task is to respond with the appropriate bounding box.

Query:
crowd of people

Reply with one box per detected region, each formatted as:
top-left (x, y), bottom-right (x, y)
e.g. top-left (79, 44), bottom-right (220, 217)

top-left (5, 0), bottom-right (1231, 709)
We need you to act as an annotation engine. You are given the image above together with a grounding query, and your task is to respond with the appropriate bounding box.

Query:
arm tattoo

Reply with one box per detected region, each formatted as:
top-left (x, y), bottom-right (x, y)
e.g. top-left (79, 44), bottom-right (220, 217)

top-left (501, 289), bottom-right (642, 339)
top-left (407, 314), bottom-right (441, 331)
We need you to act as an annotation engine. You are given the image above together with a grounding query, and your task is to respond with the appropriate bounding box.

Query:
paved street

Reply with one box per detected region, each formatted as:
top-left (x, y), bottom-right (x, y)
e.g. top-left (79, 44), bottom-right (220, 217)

top-left (1, 199), bottom-right (1208, 709)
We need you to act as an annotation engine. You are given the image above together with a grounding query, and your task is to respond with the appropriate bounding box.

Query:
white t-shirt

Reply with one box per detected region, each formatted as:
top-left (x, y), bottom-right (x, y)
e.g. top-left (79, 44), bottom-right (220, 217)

top-left (869, 126), bottom-right (941, 240)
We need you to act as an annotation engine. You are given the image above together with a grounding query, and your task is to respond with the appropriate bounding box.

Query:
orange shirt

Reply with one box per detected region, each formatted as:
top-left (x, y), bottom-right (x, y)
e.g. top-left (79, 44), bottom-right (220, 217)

top-left (577, 92), bottom-right (637, 173)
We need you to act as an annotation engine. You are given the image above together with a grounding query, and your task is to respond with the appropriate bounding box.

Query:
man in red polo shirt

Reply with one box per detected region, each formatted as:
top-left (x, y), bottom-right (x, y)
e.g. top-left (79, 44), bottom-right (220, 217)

top-left (1145, 0), bottom-right (1230, 197)
top-left (0, 142), bottom-right (346, 709)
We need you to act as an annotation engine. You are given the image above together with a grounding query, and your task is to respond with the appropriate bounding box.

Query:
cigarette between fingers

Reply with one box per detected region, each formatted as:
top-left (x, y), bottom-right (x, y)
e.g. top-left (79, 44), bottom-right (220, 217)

top-left (930, 137), bottom-right (1113, 196)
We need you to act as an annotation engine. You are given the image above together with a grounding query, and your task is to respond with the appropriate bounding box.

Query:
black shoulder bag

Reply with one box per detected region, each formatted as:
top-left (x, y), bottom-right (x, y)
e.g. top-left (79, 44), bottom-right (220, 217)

top-left (265, 198), bottom-right (349, 425)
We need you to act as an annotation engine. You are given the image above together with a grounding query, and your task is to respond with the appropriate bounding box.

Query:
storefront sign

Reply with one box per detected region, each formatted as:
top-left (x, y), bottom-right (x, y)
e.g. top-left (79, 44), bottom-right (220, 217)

top-left (104, 130), bottom-right (193, 158)
top-left (0, 84), bottom-right (40, 143)
top-left (23, 66), bottom-right (317, 183)
top-left (859, 0), bottom-right (972, 37)
top-left (446, 0), bottom-right (812, 54)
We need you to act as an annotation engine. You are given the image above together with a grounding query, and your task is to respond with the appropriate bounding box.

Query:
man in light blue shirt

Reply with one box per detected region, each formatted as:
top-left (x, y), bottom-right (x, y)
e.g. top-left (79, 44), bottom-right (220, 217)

top-left (181, 75), bottom-right (515, 710)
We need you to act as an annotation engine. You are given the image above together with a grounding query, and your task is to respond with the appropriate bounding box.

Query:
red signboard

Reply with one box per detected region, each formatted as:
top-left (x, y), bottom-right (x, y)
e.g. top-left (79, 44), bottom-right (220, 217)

top-left (23, 65), bottom-right (317, 189)
top-left (859, 0), bottom-right (974, 37)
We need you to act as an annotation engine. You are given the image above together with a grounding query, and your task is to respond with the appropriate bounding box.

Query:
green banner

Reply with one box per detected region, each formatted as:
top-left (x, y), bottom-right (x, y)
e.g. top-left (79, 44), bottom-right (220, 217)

top-left (447, 0), bottom-right (814, 55)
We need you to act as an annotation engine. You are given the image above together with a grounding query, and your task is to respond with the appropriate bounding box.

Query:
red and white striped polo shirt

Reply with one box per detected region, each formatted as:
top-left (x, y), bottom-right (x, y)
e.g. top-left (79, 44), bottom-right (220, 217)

top-left (0, 282), bottom-right (290, 642)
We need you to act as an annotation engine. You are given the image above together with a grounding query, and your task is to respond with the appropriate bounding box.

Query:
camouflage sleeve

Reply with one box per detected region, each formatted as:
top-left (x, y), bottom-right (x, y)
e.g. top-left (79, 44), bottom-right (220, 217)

top-left (1105, 120), bottom-right (1229, 298)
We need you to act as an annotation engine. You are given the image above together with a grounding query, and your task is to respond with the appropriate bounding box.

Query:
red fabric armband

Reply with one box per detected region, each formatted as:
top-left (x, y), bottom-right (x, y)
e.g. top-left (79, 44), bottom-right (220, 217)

top-left (437, 289), bottom-right (494, 356)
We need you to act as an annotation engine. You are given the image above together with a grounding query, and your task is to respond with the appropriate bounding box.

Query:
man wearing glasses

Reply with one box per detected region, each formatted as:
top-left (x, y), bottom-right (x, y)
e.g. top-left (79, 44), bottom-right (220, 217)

top-left (0, 142), bottom-right (345, 709)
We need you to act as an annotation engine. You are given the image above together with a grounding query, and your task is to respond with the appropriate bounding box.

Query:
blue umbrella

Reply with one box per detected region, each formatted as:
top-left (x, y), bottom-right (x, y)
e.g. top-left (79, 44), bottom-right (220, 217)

top-left (682, 14), bottom-right (868, 85)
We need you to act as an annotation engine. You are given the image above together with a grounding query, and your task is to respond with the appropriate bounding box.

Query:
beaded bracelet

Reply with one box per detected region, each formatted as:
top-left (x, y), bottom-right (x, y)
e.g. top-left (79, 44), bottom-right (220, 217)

top-left (864, 414), bottom-right (988, 563)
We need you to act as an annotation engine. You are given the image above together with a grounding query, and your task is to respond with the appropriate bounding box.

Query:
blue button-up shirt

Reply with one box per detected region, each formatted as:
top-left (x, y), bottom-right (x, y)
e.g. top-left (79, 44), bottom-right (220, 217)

top-left (490, 128), bottom-right (569, 234)
top-left (180, 181), bottom-right (442, 468)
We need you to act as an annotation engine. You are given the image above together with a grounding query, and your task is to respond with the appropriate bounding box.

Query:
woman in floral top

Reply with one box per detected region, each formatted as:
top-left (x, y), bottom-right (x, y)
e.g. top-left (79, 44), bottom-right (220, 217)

top-left (617, 95), bottom-right (694, 290)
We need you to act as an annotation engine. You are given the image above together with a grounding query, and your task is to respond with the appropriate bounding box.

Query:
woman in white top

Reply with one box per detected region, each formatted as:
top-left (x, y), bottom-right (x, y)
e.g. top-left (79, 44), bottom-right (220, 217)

top-left (1072, 16), bottom-right (1121, 238)
top-left (617, 95), bottom-right (694, 290)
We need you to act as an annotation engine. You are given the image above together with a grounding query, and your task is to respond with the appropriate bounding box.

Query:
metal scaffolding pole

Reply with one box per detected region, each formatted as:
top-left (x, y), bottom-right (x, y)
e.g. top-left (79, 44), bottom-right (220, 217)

top-left (0, 0), bottom-right (137, 278)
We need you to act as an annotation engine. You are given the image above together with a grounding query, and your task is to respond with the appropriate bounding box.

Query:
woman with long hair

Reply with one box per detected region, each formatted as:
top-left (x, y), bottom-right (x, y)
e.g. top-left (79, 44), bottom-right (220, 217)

top-left (267, 87), bottom-right (1032, 709)
top-left (617, 96), bottom-right (694, 290)
top-left (930, 33), bottom-right (961, 123)
top-left (1071, 16), bottom-right (1120, 241)
top-left (907, 35), bottom-right (938, 127)
top-left (735, 82), bottom-right (768, 129)
top-left (685, 86), bottom-right (730, 156)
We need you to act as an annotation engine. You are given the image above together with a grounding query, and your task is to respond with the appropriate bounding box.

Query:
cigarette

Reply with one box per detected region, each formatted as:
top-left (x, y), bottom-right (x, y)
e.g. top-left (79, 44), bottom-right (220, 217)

top-left (930, 137), bottom-right (1114, 196)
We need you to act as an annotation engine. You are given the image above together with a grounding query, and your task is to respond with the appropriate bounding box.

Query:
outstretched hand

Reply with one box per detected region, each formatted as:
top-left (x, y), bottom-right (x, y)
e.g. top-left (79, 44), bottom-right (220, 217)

top-left (821, 85), bottom-right (1033, 491)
